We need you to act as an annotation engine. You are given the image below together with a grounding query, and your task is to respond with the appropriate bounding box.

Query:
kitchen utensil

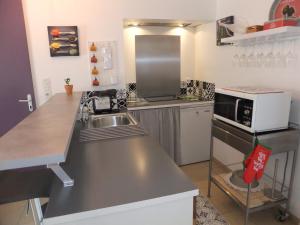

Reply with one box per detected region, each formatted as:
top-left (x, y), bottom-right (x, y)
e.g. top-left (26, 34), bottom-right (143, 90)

top-left (51, 29), bottom-right (76, 37)
top-left (50, 42), bottom-right (77, 49)
top-left (52, 37), bottom-right (78, 43)
top-left (52, 48), bottom-right (78, 55)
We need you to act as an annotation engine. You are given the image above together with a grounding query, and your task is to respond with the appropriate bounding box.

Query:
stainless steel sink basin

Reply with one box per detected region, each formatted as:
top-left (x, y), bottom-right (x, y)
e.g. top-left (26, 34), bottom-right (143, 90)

top-left (79, 112), bottom-right (144, 142)
top-left (87, 113), bottom-right (138, 129)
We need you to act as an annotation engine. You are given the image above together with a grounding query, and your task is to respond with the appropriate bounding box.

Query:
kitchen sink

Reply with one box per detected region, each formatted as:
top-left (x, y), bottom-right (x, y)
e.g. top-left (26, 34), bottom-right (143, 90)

top-left (86, 113), bottom-right (138, 129)
top-left (79, 112), bottom-right (144, 142)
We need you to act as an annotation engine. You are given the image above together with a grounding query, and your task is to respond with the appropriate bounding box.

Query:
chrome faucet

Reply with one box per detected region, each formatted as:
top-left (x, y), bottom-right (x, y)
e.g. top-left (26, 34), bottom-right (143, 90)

top-left (79, 96), bottom-right (100, 121)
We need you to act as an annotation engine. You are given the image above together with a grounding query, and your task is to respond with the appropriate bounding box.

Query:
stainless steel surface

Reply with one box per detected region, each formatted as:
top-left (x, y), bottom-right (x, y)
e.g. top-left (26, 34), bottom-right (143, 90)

top-left (123, 19), bottom-right (202, 28)
top-left (272, 159), bottom-right (279, 198)
top-left (212, 119), bottom-right (300, 155)
top-left (79, 96), bottom-right (101, 121)
top-left (80, 113), bottom-right (143, 142)
top-left (128, 98), bottom-right (213, 110)
top-left (286, 149), bottom-right (299, 213)
top-left (229, 170), bottom-right (259, 189)
top-left (212, 123), bottom-right (253, 155)
top-left (209, 118), bottom-right (300, 225)
top-left (245, 184), bottom-right (251, 225)
top-left (135, 35), bottom-right (180, 99)
top-left (264, 189), bottom-right (284, 200)
top-left (44, 123), bottom-right (197, 219)
top-left (47, 164), bottom-right (74, 187)
top-left (88, 113), bottom-right (137, 129)
top-left (80, 125), bottom-right (145, 142)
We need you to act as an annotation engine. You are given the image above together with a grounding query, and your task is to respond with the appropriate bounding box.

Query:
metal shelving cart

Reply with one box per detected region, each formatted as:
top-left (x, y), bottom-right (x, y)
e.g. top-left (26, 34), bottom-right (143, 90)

top-left (208, 119), bottom-right (300, 225)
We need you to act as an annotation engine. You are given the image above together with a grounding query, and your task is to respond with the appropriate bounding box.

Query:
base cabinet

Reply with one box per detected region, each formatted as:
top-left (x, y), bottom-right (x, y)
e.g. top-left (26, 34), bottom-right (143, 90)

top-left (179, 106), bottom-right (213, 165)
top-left (130, 104), bottom-right (213, 165)
top-left (43, 196), bottom-right (195, 225)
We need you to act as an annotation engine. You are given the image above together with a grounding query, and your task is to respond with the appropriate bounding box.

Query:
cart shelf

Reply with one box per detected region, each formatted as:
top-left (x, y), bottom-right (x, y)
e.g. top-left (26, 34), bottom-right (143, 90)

top-left (211, 174), bottom-right (288, 210)
top-left (208, 119), bottom-right (300, 225)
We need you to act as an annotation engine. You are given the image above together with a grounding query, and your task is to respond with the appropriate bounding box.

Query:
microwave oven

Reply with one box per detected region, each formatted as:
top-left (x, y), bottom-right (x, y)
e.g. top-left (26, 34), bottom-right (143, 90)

top-left (214, 87), bottom-right (292, 133)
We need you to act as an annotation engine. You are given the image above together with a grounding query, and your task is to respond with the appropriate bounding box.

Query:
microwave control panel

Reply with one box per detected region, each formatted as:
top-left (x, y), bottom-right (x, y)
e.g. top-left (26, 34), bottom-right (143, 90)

top-left (238, 101), bottom-right (253, 127)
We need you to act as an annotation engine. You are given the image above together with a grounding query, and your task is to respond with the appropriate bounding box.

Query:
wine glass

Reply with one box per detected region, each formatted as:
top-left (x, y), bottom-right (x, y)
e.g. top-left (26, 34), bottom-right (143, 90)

top-left (285, 40), bottom-right (298, 67)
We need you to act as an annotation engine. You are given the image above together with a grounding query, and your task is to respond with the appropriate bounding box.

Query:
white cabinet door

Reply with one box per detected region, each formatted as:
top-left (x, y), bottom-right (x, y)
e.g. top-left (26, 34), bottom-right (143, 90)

top-left (179, 106), bottom-right (213, 165)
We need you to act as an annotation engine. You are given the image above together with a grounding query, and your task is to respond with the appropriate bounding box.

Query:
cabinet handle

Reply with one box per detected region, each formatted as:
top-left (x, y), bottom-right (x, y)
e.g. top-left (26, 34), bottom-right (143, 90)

top-left (196, 111), bottom-right (199, 114)
top-left (204, 110), bottom-right (211, 113)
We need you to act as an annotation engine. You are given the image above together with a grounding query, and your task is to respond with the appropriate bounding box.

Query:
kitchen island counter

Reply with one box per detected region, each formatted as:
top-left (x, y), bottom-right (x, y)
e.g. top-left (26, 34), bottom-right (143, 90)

top-left (43, 122), bottom-right (198, 225)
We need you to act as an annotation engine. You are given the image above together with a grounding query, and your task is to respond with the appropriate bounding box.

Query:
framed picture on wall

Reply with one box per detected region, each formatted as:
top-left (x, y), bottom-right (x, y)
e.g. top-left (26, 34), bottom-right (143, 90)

top-left (216, 16), bottom-right (234, 46)
top-left (47, 26), bottom-right (80, 57)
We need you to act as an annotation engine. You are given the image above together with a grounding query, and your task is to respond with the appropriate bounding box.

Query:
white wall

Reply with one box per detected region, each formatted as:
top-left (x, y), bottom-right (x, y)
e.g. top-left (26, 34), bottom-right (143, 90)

top-left (195, 0), bottom-right (300, 217)
top-left (123, 26), bottom-right (196, 83)
top-left (22, 0), bottom-right (216, 106)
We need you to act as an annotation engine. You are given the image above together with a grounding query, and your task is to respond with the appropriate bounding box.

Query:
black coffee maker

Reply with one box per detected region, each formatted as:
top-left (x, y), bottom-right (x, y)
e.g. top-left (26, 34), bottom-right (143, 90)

top-left (90, 89), bottom-right (119, 114)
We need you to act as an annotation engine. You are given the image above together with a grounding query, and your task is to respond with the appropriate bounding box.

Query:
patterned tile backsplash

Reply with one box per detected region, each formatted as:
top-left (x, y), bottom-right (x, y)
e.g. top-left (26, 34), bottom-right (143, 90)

top-left (125, 80), bottom-right (215, 102)
top-left (202, 81), bottom-right (215, 101)
top-left (86, 80), bottom-right (215, 111)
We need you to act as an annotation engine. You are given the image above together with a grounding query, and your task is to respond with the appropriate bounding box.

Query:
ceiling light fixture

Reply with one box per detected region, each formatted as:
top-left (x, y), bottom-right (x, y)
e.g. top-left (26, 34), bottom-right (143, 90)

top-left (128, 23), bottom-right (139, 27)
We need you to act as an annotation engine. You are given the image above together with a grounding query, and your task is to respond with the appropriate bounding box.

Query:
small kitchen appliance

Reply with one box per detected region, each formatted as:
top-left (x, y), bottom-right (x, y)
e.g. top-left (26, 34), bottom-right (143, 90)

top-left (214, 87), bottom-right (291, 133)
top-left (91, 89), bottom-right (119, 114)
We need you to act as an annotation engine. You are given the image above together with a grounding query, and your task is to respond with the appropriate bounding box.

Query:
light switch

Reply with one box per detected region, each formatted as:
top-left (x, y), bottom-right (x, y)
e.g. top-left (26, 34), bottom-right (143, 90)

top-left (42, 78), bottom-right (52, 99)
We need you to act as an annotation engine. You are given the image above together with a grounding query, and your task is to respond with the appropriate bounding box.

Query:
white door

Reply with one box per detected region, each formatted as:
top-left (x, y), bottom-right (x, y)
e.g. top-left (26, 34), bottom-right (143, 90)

top-left (179, 106), bottom-right (213, 165)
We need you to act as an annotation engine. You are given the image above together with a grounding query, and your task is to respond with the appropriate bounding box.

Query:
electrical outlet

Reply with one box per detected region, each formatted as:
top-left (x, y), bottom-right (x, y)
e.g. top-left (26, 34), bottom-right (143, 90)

top-left (42, 78), bottom-right (52, 99)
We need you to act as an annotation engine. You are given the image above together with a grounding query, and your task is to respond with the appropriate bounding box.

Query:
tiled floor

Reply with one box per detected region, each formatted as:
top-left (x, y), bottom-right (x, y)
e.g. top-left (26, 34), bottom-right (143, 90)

top-left (181, 162), bottom-right (299, 225)
top-left (0, 162), bottom-right (298, 225)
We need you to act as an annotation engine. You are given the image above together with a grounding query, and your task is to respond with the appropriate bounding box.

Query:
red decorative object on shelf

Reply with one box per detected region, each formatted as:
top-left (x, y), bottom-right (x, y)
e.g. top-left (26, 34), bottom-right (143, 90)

top-left (91, 54), bottom-right (98, 63)
top-left (265, 0), bottom-right (300, 30)
top-left (92, 78), bottom-right (99, 86)
top-left (264, 18), bottom-right (298, 30)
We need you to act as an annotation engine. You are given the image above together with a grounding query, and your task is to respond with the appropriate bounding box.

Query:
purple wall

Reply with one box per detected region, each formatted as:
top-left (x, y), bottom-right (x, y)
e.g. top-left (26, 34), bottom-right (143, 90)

top-left (0, 0), bottom-right (35, 136)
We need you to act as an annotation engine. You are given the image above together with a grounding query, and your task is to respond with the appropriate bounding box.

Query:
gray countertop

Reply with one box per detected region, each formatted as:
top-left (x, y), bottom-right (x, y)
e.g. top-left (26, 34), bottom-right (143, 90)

top-left (127, 98), bottom-right (214, 110)
top-left (44, 122), bottom-right (197, 219)
top-left (0, 93), bottom-right (82, 171)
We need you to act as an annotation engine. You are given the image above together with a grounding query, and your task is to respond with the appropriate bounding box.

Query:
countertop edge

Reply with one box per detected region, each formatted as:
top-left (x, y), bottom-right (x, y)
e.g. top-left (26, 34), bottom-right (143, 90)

top-left (0, 92), bottom-right (82, 171)
top-left (128, 100), bottom-right (214, 111)
top-left (43, 189), bottom-right (199, 224)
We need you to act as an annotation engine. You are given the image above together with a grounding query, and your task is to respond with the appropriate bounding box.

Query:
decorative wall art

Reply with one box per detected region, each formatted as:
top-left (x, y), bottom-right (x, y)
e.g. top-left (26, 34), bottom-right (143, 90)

top-left (269, 0), bottom-right (300, 20)
top-left (265, 0), bottom-right (300, 30)
top-left (47, 26), bottom-right (79, 57)
top-left (88, 41), bottom-right (119, 89)
top-left (216, 16), bottom-right (234, 46)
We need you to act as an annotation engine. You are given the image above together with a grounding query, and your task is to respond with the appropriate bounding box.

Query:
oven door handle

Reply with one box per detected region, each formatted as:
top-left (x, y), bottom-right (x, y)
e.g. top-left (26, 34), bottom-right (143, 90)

top-left (235, 99), bottom-right (241, 122)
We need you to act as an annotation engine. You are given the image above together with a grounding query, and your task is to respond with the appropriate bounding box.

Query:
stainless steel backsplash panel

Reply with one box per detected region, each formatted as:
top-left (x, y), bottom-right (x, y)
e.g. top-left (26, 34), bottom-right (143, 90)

top-left (135, 35), bottom-right (181, 99)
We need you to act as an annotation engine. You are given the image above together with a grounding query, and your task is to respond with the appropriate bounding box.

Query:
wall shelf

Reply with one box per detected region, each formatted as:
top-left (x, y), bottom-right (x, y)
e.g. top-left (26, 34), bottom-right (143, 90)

top-left (221, 26), bottom-right (300, 45)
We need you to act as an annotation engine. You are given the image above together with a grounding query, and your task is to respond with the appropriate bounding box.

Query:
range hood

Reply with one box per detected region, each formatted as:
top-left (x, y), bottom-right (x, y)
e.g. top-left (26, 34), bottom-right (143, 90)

top-left (123, 19), bottom-right (202, 28)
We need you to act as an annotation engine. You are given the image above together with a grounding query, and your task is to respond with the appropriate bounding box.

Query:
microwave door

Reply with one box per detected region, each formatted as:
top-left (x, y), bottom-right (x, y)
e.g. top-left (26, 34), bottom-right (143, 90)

top-left (235, 99), bottom-right (242, 122)
top-left (214, 93), bottom-right (238, 121)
